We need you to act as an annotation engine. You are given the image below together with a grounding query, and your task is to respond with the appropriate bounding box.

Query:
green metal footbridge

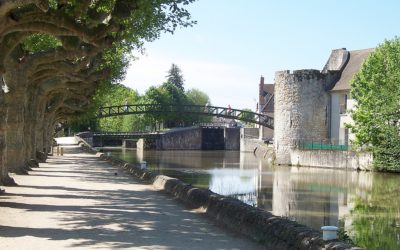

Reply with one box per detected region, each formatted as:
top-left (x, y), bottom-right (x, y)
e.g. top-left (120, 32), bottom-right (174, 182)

top-left (97, 104), bottom-right (274, 129)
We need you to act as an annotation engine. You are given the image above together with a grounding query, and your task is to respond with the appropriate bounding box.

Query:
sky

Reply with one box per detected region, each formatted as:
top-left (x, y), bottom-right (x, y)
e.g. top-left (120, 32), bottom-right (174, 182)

top-left (122, 0), bottom-right (400, 110)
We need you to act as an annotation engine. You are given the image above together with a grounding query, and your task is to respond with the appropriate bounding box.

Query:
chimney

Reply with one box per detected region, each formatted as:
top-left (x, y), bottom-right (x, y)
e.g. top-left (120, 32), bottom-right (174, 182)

top-left (259, 75), bottom-right (264, 98)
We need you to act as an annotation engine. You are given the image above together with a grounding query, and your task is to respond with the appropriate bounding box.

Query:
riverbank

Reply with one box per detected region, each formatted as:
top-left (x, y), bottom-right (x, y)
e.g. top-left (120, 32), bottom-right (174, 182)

top-left (77, 140), bottom-right (362, 249)
top-left (0, 138), bottom-right (262, 250)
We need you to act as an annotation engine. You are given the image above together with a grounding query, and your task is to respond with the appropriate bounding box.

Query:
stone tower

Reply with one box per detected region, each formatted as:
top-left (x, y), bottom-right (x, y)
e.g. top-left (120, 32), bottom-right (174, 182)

top-left (274, 70), bottom-right (335, 165)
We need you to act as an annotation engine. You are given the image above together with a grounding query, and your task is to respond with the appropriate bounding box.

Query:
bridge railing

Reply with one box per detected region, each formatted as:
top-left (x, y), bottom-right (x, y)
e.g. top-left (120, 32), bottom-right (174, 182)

top-left (296, 139), bottom-right (350, 151)
top-left (92, 131), bottom-right (157, 136)
top-left (97, 104), bottom-right (274, 129)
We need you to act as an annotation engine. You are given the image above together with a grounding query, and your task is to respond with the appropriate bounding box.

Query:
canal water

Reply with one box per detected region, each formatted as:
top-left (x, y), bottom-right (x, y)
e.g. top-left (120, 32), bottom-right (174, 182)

top-left (106, 148), bottom-right (400, 250)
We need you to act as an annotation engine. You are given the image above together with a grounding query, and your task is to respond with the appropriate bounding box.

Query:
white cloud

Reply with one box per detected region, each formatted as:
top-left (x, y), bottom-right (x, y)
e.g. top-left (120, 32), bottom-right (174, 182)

top-left (122, 54), bottom-right (259, 110)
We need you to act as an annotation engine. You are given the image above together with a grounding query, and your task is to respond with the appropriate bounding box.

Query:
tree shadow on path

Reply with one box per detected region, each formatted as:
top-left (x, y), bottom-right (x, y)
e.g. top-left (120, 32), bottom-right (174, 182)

top-left (0, 147), bottom-right (262, 250)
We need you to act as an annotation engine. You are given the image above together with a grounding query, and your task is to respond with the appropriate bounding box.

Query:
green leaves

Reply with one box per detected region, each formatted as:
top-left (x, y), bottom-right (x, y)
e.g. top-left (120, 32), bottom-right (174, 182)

top-left (22, 34), bottom-right (61, 53)
top-left (166, 63), bottom-right (185, 90)
top-left (350, 37), bottom-right (400, 170)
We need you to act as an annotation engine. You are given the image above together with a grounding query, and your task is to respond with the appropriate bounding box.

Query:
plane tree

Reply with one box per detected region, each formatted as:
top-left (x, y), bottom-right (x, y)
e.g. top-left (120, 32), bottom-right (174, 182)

top-left (0, 0), bottom-right (196, 185)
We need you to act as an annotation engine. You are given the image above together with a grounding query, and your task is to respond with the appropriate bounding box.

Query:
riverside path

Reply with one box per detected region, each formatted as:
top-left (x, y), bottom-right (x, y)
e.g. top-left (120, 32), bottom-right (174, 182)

top-left (0, 137), bottom-right (262, 250)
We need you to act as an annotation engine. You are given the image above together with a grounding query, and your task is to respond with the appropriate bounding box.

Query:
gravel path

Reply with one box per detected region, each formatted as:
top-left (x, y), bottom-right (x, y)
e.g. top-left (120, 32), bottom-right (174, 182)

top-left (0, 138), bottom-right (262, 250)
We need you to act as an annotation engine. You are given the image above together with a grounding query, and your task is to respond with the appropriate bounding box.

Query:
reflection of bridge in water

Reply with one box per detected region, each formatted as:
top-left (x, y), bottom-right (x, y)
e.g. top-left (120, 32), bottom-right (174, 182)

top-left (97, 104), bottom-right (274, 129)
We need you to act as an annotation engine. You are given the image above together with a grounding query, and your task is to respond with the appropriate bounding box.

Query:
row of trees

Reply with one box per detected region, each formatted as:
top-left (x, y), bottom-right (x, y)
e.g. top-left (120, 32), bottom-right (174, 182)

top-left (0, 0), bottom-right (196, 185)
top-left (70, 64), bottom-right (212, 132)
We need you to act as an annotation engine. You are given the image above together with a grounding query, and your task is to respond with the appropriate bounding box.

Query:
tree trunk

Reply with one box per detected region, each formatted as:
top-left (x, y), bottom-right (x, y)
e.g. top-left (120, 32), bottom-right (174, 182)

top-left (0, 89), bottom-right (16, 185)
top-left (5, 89), bottom-right (29, 174)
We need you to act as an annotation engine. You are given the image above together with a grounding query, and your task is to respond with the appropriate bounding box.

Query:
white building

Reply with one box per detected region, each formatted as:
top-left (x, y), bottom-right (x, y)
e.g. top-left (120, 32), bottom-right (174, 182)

top-left (327, 48), bottom-right (374, 145)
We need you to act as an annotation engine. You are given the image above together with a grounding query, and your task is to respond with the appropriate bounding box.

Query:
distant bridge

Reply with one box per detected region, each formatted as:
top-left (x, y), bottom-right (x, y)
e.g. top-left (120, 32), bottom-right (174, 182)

top-left (97, 104), bottom-right (274, 129)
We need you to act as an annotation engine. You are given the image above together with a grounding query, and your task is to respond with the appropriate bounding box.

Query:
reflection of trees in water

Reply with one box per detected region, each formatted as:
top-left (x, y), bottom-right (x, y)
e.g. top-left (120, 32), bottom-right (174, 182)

top-left (264, 167), bottom-right (377, 232)
top-left (349, 173), bottom-right (400, 250)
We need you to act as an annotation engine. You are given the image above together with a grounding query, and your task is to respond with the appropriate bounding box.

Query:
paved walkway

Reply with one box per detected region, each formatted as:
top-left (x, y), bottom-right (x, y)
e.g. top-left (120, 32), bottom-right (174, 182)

top-left (0, 138), bottom-right (262, 250)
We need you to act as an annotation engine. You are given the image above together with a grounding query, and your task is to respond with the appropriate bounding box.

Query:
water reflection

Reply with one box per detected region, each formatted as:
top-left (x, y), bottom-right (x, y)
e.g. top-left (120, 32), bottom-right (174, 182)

top-left (108, 148), bottom-right (400, 250)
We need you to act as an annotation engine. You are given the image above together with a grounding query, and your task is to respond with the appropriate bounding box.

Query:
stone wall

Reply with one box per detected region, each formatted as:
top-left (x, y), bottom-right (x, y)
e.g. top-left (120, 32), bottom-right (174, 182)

top-left (122, 139), bottom-right (137, 148)
top-left (158, 127), bottom-right (240, 150)
top-left (261, 125), bottom-right (273, 140)
top-left (158, 127), bottom-right (202, 150)
top-left (290, 149), bottom-right (372, 170)
top-left (240, 128), bottom-right (262, 152)
top-left (137, 138), bottom-right (157, 150)
top-left (241, 127), bottom-right (259, 138)
top-left (224, 128), bottom-right (240, 150)
top-left (274, 70), bottom-right (336, 165)
top-left (253, 143), bottom-right (275, 165)
top-left (240, 138), bottom-right (263, 153)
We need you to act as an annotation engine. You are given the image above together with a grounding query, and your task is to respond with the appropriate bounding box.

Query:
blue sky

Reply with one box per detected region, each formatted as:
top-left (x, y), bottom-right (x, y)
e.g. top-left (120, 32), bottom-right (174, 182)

top-left (122, 0), bottom-right (400, 110)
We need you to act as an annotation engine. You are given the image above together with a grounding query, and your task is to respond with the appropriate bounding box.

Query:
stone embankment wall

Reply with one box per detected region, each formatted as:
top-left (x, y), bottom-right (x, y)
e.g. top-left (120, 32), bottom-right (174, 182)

top-left (253, 143), bottom-right (275, 165)
top-left (92, 151), bottom-right (361, 249)
top-left (137, 138), bottom-right (157, 150)
top-left (224, 128), bottom-right (240, 150)
top-left (158, 127), bottom-right (203, 150)
top-left (240, 128), bottom-right (262, 152)
top-left (290, 149), bottom-right (372, 171)
top-left (152, 127), bottom-right (240, 150)
top-left (122, 139), bottom-right (138, 148)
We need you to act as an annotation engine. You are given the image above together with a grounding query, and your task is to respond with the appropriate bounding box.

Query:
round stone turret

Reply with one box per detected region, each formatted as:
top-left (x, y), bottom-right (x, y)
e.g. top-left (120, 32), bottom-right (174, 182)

top-left (274, 70), bottom-right (331, 165)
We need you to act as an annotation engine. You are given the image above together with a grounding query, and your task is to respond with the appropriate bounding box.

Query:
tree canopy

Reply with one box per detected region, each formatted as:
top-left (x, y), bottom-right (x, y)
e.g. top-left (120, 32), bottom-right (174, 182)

top-left (0, 0), bottom-right (197, 184)
top-left (350, 37), bottom-right (400, 171)
top-left (166, 63), bottom-right (185, 90)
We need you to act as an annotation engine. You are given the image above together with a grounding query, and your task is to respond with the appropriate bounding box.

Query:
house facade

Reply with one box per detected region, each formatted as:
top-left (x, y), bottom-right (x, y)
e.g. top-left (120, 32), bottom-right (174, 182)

top-left (328, 48), bottom-right (374, 145)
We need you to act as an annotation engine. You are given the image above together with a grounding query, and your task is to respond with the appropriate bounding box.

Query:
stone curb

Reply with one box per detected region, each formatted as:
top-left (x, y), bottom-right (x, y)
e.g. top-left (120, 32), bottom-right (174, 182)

top-left (96, 153), bottom-right (362, 250)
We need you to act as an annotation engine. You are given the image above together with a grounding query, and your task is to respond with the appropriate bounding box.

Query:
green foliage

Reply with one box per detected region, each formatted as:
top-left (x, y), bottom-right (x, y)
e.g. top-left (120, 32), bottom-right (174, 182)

top-left (350, 37), bottom-right (400, 170)
top-left (166, 63), bottom-right (185, 90)
top-left (68, 83), bottom-right (145, 132)
top-left (186, 88), bottom-right (210, 106)
top-left (239, 108), bottom-right (256, 125)
top-left (22, 34), bottom-right (61, 53)
top-left (337, 228), bottom-right (355, 245)
top-left (186, 88), bottom-right (212, 123)
top-left (101, 47), bottom-right (131, 83)
top-left (142, 81), bottom-right (189, 127)
top-left (96, 84), bottom-right (142, 132)
top-left (72, 64), bottom-right (214, 131)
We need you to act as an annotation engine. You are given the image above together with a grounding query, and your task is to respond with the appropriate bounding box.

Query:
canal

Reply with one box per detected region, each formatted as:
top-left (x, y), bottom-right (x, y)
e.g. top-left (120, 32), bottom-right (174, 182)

top-left (105, 148), bottom-right (400, 250)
